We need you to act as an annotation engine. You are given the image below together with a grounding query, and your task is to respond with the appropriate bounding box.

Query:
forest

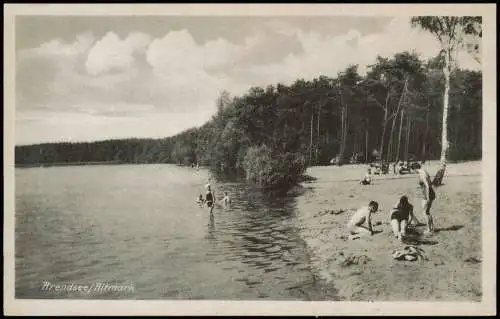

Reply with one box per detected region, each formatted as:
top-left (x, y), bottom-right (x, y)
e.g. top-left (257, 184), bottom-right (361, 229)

top-left (15, 50), bottom-right (482, 189)
top-left (16, 15), bottom-right (483, 190)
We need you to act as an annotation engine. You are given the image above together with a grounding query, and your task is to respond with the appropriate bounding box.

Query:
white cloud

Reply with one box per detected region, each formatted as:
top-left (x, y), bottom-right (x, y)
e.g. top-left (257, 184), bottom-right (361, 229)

top-left (85, 32), bottom-right (151, 75)
top-left (18, 32), bottom-right (95, 60)
top-left (16, 17), bottom-right (482, 145)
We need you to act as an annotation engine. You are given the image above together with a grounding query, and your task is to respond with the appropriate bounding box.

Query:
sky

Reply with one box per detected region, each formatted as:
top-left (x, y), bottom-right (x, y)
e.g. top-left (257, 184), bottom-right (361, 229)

top-left (15, 15), bottom-right (481, 146)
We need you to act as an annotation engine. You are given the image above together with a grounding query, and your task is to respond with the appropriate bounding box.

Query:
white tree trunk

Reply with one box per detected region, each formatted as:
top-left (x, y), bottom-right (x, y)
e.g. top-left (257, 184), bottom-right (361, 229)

top-left (396, 109), bottom-right (405, 162)
top-left (441, 52), bottom-right (451, 165)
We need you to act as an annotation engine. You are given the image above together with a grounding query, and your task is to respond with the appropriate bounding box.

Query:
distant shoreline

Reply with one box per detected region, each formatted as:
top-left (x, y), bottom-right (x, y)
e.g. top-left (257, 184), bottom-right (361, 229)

top-left (15, 161), bottom-right (126, 168)
top-left (14, 162), bottom-right (211, 169)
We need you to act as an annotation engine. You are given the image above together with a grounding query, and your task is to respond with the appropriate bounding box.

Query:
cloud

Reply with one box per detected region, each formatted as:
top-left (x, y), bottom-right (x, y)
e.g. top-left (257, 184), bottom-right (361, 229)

top-left (15, 17), bottom-right (482, 145)
top-left (18, 32), bottom-right (95, 60)
top-left (85, 32), bottom-right (151, 75)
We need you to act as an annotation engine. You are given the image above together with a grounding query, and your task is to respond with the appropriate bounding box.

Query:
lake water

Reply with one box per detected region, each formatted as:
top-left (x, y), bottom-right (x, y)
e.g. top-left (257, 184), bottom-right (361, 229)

top-left (15, 164), bottom-right (337, 300)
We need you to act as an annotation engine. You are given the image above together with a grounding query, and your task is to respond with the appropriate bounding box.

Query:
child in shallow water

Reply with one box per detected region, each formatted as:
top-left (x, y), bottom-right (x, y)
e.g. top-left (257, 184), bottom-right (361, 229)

top-left (196, 194), bottom-right (205, 207)
top-left (221, 191), bottom-right (231, 207)
top-left (346, 201), bottom-right (379, 239)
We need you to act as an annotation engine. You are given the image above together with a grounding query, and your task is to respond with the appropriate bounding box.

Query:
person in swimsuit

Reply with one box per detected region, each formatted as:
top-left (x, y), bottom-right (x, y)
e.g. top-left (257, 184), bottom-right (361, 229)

top-left (221, 191), bottom-right (231, 207)
top-left (346, 201), bottom-right (379, 239)
top-left (196, 194), bottom-right (205, 207)
top-left (432, 162), bottom-right (446, 186)
top-left (205, 185), bottom-right (215, 215)
top-left (360, 168), bottom-right (372, 185)
top-left (417, 168), bottom-right (436, 234)
top-left (390, 195), bottom-right (420, 241)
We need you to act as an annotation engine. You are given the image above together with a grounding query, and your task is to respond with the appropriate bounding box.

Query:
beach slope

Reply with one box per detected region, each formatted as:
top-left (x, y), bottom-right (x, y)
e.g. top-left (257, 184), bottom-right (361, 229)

top-left (296, 161), bottom-right (482, 301)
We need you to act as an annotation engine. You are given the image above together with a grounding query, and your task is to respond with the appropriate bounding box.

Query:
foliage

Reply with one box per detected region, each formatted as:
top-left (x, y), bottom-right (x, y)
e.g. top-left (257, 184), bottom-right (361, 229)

top-left (16, 50), bottom-right (482, 190)
top-left (410, 16), bottom-right (482, 166)
top-left (243, 145), bottom-right (307, 190)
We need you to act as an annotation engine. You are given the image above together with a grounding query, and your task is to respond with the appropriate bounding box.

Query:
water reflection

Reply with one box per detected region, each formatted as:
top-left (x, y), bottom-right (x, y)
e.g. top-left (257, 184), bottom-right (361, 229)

top-left (16, 165), bottom-right (333, 300)
top-left (206, 213), bottom-right (215, 240)
top-left (203, 175), bottom-right (317, 296)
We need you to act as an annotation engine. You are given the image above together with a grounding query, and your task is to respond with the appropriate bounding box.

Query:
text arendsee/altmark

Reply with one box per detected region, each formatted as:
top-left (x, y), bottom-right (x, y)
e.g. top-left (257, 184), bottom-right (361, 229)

top-left (41, 281), bottom-right (135, 294)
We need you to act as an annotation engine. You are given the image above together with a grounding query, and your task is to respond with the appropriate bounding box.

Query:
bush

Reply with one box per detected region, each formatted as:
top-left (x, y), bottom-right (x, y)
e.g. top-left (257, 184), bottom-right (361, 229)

top-left (243, 144), bottom-right (307, 190)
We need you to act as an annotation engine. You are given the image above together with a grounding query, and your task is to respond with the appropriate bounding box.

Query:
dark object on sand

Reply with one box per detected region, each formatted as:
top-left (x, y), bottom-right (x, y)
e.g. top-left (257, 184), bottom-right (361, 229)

top-left (464, 257), bottom-right (482, 264)
top-left (392, 245), bottom-right (428, 261)
top-left (432, 167), bottom-right (445, 186)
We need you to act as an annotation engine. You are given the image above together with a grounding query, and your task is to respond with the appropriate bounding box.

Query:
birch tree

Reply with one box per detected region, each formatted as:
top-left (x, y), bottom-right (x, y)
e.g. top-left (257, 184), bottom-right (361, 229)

top-left (410, 16), bottom-right (481, 173)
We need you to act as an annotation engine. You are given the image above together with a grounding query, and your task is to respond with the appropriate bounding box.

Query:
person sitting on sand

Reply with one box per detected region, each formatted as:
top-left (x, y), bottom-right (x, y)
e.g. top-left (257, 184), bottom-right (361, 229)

top-left (390, 195), bottom-right (421, 241)
top-left (196, 194), bottom-right (205, 207)
top-left (417, 168), bottom-right (436, 234)
top-left (347, 201), bottom-right (379, 239)
top-left (360, 168), bottom-right (372, 185)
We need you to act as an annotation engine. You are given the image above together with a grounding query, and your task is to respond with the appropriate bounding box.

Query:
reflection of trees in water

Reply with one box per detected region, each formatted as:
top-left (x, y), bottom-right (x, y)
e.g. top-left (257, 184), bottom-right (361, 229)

top-left (199, 178), bottom-right (324, 298)
top-left (214, 182), bottom-right (312, 275)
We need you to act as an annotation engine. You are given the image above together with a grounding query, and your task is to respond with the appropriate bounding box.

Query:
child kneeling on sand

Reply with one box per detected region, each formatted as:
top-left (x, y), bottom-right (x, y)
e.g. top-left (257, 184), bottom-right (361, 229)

top-left (346, 201), bottom-right (379, 239)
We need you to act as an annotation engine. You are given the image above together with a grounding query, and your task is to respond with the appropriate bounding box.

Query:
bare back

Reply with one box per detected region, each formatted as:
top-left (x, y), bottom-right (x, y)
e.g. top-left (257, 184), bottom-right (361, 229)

top-left (348, 206), bottom-right (369, 227)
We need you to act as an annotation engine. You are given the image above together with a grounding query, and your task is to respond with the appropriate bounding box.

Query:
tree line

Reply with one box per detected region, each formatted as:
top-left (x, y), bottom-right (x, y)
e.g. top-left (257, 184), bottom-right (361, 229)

top-left (16, 52), bottom-right (481, 185)
top-left (16, 17), bottom-right (482, 190)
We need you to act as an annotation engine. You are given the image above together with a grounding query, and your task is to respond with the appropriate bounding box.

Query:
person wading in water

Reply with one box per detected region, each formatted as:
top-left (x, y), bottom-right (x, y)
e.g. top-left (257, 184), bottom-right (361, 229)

top-left (205, 185), bottom-right (216, 215)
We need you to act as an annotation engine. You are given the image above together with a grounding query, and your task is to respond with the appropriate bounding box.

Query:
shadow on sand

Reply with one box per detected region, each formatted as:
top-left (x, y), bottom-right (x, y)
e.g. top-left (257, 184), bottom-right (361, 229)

top-left (435, 225), bottom-right (464, 233)
top-left (402, 227), bottom-right (439, 246)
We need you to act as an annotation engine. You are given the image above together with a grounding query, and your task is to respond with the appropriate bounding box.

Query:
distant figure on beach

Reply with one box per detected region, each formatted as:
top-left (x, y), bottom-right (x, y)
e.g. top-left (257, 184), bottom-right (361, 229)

top-left (205, 185), bottom-right (216, 215)
top-left (417, 168), bottom-right (436, 234)
top-left (432, 162), bottom-right (446, 186)
top-left (390, 195), bottom-right (421, 241)
top-left (398, 161), bottom-right (410, 175)
top-left (360, 168), bottom-right (372, 185)
top-left (220, 191), bottom-right (231, 207)
top-left (196, 194), bottom-right (205, 207)
top-left (409, 161), bottom-right (422, 173)
top-left (346, 201), bottom-right (379, 239)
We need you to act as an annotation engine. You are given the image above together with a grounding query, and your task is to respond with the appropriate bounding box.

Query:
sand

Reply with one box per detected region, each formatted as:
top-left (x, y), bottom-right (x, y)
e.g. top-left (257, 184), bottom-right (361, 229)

top-left (296, 160), bottom-right (482, 301)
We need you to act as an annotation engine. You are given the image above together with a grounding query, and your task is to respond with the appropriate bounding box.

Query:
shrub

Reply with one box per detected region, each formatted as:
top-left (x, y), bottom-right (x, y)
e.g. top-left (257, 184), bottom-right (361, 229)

top-left (243, 144), bottom-right (307, 190)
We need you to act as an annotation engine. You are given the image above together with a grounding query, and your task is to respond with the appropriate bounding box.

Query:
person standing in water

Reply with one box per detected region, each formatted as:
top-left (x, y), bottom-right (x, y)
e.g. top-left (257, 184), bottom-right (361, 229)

top-left (221, 191), bottom-right (231, 207)
top-left (417, 168), bottom-right (436, 234)
top-left (205, 185), bottom-right (216, 215)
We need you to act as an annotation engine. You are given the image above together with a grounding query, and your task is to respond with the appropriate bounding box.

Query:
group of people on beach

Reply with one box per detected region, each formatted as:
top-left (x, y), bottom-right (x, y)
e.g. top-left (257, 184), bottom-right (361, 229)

top-left (349, 166), bottom-right (437, 241)
top-left (196, 179), bottom-right (231, 215)
top-left (360, 160), bottom-right (425, 186)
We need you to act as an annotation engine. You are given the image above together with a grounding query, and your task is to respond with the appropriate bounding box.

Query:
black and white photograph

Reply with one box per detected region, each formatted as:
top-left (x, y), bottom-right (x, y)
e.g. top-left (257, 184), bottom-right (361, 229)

top-left (4, 3), bottom-right (496, 316)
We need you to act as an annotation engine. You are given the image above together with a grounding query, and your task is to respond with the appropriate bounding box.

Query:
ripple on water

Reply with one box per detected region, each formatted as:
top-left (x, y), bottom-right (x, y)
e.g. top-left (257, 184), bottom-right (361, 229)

top-left (264, 245), bottom-right (281, 254)
top-left (16, 165), bottom-right (331, 300)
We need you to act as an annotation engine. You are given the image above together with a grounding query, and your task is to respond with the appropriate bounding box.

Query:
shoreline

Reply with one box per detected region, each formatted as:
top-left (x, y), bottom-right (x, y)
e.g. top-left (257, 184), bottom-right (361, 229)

top-left (296, 161), bottom-right (482, 301)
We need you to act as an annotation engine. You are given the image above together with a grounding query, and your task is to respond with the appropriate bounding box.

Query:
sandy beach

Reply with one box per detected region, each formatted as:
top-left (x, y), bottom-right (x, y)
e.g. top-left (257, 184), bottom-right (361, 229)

top-left (296, 161), bottom-right (482, 301)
